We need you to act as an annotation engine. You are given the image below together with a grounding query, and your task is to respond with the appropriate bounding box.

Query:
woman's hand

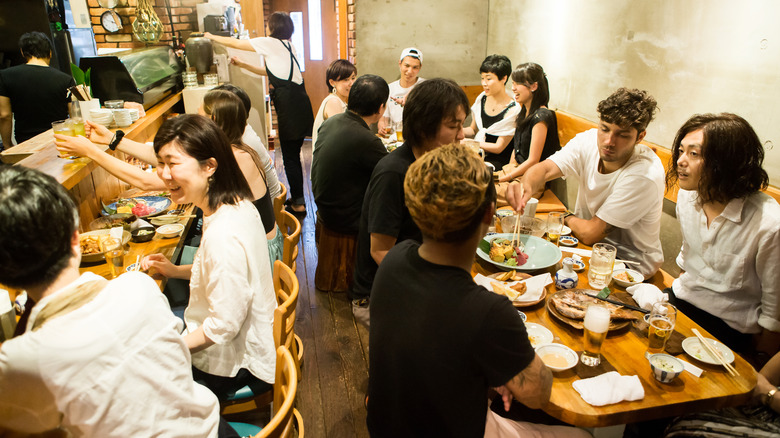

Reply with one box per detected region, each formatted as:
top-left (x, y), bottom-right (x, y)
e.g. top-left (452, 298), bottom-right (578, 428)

top-left (84, 120), bottom-right (113, 145)
top-left (53, 133), bottom-right (100, 159)
top-left (230, 55), bottom-right (247, 68)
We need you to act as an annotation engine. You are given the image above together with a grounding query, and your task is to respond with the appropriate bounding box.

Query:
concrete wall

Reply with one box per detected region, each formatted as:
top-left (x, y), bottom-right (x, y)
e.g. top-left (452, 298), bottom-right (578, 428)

top-left (487, 0), bottom-right (780, 185)
top-left (355, 0), bottom-right (488, 86)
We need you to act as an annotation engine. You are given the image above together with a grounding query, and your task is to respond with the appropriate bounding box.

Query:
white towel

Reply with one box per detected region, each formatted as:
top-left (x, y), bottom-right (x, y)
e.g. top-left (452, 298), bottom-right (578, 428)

top-left (626, 283), bottom-right (669, 311)
top-left (572, 371), bottom-right (645, 406)
top-left (473, 272), bottom-right (551, 303)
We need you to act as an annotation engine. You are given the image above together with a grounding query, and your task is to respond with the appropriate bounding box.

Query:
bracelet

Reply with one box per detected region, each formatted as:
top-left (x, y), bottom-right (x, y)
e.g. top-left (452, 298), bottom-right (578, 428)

top-left (765, 387), bottom-right (778, 406)
top-left (109, 130), bottom-right (125, 151)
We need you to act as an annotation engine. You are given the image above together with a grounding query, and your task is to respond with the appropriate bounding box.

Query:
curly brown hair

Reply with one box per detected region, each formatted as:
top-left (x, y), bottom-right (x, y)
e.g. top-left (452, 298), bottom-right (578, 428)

top-left (404, 143), bottom-right (496, 242)
top-left (597, 88), bottom-right (658, 133)
top-left (666, 113), bottom-right (768, 204)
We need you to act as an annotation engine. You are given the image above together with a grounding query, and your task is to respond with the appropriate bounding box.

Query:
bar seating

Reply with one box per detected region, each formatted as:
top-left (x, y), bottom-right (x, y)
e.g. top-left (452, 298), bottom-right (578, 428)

top-left (228, 346), bottom-right (304, 438)
top-left (314, 213), bottom-right (357, 292)
top-left (278, 210), bottom-right (301, 273)
top-left (274, 183), bottom-right (288, 231)
top-left (221, 260), bottom-right (300, 414)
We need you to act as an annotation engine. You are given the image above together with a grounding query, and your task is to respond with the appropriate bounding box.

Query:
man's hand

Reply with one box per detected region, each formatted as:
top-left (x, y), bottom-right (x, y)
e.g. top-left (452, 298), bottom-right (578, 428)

top-left (493, 385), bottom-right (515, 411)
top-left (506, 181), bottom-right (533, 214)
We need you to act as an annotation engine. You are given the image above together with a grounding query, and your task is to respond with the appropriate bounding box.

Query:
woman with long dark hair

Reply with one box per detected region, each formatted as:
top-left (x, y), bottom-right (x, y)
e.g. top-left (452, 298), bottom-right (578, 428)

top-left (207, 11), bottom-right (314, 216)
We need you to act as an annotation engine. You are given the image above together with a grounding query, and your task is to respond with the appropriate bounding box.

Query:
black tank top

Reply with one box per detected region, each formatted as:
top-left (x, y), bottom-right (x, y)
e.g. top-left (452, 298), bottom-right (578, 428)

top-left (253, 191), bottom-right (276, 234)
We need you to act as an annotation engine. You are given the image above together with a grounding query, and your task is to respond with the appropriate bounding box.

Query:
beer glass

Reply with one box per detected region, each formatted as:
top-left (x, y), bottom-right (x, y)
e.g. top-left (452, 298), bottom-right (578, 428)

top-left (101, 237), bottom-right (125, 279)
top-left (588, 243), bottom-right (616, 289)
top-left (393, 121), bottom-right (404, 142)
top-left (547, 212), bottom-right (565, 246)
top-left (581, 303), bottom-right (610, 366)
top-left (646, 302), bottom-right (677, 357)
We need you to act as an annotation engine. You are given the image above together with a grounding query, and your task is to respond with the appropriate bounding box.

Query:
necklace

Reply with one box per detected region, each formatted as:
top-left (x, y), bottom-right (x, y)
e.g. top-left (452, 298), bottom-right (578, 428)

top-left (485, 95), bottom-right (510, 114)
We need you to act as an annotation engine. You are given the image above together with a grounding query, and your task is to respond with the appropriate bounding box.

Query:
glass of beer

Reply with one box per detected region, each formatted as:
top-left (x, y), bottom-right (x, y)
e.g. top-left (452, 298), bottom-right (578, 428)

top-left (588, 243), bottom-right (616, 289)
top-left (52, 119), bottom-right (79, 159)
top-left (394, 121), bottom-right (404, 142)
top-left (646, 302), bottom-right (677, 357)
top-left (581, 303), bottom-right (610, 366)
top-left (546, 212), bottom-right (565, 245)
top-left (101, 237), bottom-right (125, 279)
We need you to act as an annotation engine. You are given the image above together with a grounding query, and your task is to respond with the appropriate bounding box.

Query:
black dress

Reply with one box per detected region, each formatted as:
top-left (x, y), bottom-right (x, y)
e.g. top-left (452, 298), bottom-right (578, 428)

top-left (480, 95), bottom-right (516, 169)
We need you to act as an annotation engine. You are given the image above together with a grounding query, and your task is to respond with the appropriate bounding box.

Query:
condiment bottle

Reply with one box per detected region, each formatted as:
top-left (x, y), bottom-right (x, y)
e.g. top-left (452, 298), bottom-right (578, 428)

top-left (555, 258), bottom-right (578, 290)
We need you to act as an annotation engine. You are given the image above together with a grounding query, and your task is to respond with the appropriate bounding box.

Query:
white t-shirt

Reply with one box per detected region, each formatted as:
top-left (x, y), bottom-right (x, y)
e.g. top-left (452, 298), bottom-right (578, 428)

top-left (673, 189), bottom-right (780, 334)
top-left (0, 272), bottom-right (220, 437)
top-left (550, 128), bottom-right (665, 277)
top-left (249, 37), bottom-right (303, 84)
top-left (382, 77), bottom-right (425, 125)
top-left (312, 93), bottom-right (347, 151)
top-left (242, 125), bottom-right (281, 198)
top-left (188, 201), bottom-right (277, 383)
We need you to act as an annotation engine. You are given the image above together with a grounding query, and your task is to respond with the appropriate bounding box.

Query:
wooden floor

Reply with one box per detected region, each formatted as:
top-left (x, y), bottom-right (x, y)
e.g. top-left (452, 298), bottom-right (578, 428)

top-left (273, 140), bottom-right (371, 437)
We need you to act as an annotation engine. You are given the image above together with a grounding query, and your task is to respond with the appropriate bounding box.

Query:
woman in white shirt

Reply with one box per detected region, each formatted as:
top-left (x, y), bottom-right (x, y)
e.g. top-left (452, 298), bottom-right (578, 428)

top-left (312, 59), bottom-right (357, 150)
top-left (666, 112), bottom-right (780, 364)
top-left (141, 114), bottom-right (277, 399)
top-left (207, 12), bottom-right (314, 216)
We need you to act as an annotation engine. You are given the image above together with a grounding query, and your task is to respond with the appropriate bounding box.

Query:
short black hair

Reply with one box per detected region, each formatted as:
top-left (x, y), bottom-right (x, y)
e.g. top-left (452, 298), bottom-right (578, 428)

top-left (0, 165), bottom-right (78, 289)
top-left (154, 115), bottom-right (252, 212)
top-left (268, 12), bottom-right (294, 40)
top-left (403, 78), bottom-right (469, 147)
top-left (666, 113), bottom-right (769, 203)
top-left (347, 75), bottom-right (389, 117)
top-left (19, 31), bottom-right (52, 60)
top-left (326, 59), bottom-right (357, 92)
top-left (214, 83), bottom-right (252, 114)
top-left (480, 54), bottom-right (512, 83)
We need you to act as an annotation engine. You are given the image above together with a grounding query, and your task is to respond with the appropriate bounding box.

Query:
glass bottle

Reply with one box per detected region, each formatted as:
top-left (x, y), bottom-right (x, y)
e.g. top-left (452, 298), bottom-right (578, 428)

top-left (132, 0), bottom-right (165, 44)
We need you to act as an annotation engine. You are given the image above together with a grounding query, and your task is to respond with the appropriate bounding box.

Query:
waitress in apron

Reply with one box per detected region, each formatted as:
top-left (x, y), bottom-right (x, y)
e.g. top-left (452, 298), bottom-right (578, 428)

top-left (206, 11), bottom-right (314, 216)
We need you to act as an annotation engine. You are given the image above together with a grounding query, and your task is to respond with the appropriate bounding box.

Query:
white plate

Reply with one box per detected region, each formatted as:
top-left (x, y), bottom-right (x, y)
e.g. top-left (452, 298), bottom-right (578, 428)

top-left (558, 235), bottom-right (578, 247)
top-left (525, 323), bottom-right (554, 348)
top-left (612, 268), bottom-right (644, 287)
top-left (546, 225), bottom-right (571, 236)
top-left (535, 343), bottom-right (578, 372)
top-left (682, 337), bottom-right (735, 365)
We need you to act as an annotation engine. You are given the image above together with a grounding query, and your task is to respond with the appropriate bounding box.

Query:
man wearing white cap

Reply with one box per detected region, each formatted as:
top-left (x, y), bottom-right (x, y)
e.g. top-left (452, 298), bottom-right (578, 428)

top-left (378, 47), bottom-right (425, 134)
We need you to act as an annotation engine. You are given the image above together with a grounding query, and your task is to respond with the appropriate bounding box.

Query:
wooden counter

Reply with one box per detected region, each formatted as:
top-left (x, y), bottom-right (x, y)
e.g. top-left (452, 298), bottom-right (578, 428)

top-left (1, 93), bottom-right (182, 231)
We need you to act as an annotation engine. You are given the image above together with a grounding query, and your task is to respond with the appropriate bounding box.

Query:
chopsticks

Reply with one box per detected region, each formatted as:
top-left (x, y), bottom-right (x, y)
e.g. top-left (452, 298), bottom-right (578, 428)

top-left (692, 328), bottom-right (738, 376)
top-left (511, 185), bottom-right (525, 252)
top-left (134, 255), bottom-right (141, 271)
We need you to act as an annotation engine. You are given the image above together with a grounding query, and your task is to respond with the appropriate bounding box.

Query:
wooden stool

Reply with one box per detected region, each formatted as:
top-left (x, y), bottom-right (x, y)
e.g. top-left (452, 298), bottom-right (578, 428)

top-left (315, 213), bottom-right (357, 292)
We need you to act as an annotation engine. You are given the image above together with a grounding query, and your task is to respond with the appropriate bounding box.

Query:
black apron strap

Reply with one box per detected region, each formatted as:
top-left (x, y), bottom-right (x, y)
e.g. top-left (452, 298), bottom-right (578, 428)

top-left (281, 40), bottom-right (303, 82)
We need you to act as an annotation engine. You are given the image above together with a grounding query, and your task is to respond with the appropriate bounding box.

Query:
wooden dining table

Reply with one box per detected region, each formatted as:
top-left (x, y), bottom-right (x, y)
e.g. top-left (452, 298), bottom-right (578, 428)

top-left (473, 190), bottom-right (757, 428)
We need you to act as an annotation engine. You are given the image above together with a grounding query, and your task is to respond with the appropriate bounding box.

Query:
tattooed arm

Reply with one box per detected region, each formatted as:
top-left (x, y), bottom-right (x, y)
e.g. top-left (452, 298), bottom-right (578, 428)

top-left (498, 354), bottom-right (552, 410)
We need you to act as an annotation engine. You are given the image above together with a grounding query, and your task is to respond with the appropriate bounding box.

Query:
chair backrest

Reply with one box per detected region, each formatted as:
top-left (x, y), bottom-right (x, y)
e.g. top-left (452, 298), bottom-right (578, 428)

top-left (273, 182), bottom-right (288, 230)
top-left (254, 346), bottom-right (298, 438)
top-left (272, 260), bottom-right (299, 352)
top-left (278, 210), bottom-right (301, 272)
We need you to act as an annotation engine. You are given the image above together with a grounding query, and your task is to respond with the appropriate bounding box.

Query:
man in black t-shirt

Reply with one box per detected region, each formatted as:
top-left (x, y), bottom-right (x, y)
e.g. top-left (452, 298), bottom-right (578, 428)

top-left (367, 144), bottom-right (589, 437)
top-left (0, 32), bottom-right (74, 148)
top-left (349, 78), bottom-right (469, 327)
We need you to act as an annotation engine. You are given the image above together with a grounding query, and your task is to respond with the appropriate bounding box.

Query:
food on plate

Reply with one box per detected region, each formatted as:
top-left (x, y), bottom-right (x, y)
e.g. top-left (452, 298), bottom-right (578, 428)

top-left (651, 356), bottom-right (677, 372)
top-left (550, 290), bottom-right (639, 321)
top-left (491, 281), bottom-right (527, 300)
top-left (541, 352), bottom-right (570, 368)
top-left (614, 271), bottom-right (635, 283)
top-left (114, 198), bottom-right (156, 216)
top-left (136, 229), bottom-right (154, 236)
top-left (488, 238), bottom-right (529, 266)
top-left (488, 271), bottom-right (531, 282)
top-left (80, 235), bottom-right (111, 255)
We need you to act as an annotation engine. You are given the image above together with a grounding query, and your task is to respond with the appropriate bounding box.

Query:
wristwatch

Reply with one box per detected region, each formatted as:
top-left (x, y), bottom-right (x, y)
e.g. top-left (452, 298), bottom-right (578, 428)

top-left (109, 130), bottom-right (125, 151)
top-left (764, 387), bottom-right (778, 406)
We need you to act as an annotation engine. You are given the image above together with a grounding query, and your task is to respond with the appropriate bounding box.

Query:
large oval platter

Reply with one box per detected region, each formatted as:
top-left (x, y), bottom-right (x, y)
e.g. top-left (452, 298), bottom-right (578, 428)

top-left (477, 233), bottom-right (562, 272)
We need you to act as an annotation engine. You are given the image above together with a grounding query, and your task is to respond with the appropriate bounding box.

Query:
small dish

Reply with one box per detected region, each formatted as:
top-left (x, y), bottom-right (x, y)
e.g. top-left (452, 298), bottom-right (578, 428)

top-left (516, 310), bottom-right (527, 322)
top-left (563, 257), bottom-right (585, 272)
top-left (150, 216), bottom-right (180, 226)
top-left (612, 268), bottom-right (644, 287)
top-left (682, 337), bottom-right (735, 365)
top-left (558, 236), bottom-right (579, 247)
top-left (125, 263), bottom-right (144, 272)
top-left (131, 226), bottom-right (156, 243)
top-left (648, 353), bottom-right (684, 383)
top-left (156, 223), bottom-right (184, 238)
top-left (535, 343), bottom-right (578, 372)
top-left (525, 322), bottom-right (554, 348)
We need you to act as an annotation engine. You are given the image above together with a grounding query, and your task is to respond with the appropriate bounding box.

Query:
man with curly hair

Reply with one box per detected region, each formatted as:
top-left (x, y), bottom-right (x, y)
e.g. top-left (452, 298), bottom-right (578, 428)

top-left (367, 144), bottom-right (589, 437)
top-left (507, 88), bottom-right (664, 277)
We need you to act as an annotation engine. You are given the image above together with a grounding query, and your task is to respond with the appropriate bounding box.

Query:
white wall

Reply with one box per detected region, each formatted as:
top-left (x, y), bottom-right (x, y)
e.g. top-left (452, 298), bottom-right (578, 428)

top-left (355, 0), bottom-right (488, 86)
top-left (487, 0), bottom-right (780, 185)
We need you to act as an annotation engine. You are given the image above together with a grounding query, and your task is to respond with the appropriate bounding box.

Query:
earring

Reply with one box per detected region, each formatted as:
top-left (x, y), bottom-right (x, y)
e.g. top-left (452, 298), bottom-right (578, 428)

top-left (208, 175), bottom-right (214, 186)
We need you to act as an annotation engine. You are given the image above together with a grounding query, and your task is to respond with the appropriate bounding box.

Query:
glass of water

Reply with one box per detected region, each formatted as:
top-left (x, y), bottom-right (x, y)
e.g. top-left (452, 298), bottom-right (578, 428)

top-left (588, 243), bottom-right (616, 289)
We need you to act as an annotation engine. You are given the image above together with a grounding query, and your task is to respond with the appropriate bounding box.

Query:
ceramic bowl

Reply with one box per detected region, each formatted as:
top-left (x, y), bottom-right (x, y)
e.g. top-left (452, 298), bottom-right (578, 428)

top-left (648, 353), bottom-right (684, 383)
top-left (156, 223), bottom-right (184, 238)
top-left (131, 226), bottom-right (156, 243)
top-left (535, 343), bottom-right (578, 372)
top-left (612, 268), bottom-right (644, 287)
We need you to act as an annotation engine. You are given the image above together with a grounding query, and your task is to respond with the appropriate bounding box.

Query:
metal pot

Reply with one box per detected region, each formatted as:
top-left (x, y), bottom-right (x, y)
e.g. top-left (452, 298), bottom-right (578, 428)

top-left (184, 33), bottom-right (213, 74)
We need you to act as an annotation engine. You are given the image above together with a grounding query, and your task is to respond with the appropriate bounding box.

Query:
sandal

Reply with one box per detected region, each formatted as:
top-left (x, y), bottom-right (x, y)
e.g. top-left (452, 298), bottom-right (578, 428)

top-left (285, 204), bottom-right (307, 217)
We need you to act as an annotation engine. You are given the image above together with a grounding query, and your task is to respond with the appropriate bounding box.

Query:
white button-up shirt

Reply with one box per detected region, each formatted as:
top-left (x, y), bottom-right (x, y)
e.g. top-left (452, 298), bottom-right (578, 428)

top-left (187, 201), bottom-right (277, 383)
top-left (0, 272), bottom-right (220, 437)
top-left (673, 189), bottom-right (780, 334)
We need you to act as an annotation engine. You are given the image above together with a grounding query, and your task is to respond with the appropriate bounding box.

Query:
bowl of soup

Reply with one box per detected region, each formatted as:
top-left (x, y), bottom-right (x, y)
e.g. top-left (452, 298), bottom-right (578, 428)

top-left (648, 353), bottom-right (684, 383)
top-left (535, 343), bottom-right (578, 372)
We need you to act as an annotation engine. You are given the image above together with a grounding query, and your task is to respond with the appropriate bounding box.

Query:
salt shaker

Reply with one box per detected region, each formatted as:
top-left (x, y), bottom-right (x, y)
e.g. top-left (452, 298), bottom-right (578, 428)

top-left (555, 258), bottom-right (579, 290)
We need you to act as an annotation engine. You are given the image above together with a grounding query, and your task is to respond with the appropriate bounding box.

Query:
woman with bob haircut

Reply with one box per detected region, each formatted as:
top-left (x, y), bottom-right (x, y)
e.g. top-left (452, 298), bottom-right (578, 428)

top-left (312, 59), bottom-right (357, 149)
top-left (207, 11), bottom-right (314, 216)
top-left (463, 54), bottom-right (520, 169)
top-left (141, 114), bottom-right (277, 400)
top-left (666, 112), bottom-right (780, 363)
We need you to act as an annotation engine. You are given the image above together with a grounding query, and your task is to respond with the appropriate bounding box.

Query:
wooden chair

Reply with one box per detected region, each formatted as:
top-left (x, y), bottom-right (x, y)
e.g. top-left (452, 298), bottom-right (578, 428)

top-left (228, 346), bottom-right (303, 438)
top-left (273, 182), bottom-right (287, 231)
top-left (278, 209), bottom-right (301, 273)
top-left (220, 261), bottom-right (300, 414)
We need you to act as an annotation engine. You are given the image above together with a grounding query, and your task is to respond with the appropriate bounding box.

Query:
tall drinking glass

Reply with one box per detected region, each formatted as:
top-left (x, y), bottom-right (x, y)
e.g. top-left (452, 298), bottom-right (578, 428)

top-left (581, 303), bottom-right (610, 366)
top-left (101, 237), bottom-right (125, 279)
top-left (547, 212), bottom-right (565, 246)
top-left (646, 302), bottom-right (677, 357)
top-left (393, 121), bottom-right (404, 142)
top-left (588, 243), bottom-right (616, 289)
